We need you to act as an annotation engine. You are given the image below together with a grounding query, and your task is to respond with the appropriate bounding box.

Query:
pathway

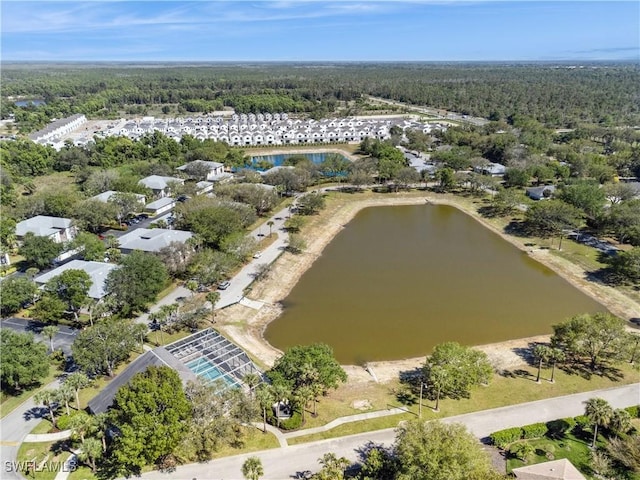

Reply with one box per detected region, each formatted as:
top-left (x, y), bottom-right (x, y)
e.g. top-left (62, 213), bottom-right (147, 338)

top-left (138, 383), bottom-right (639, 480)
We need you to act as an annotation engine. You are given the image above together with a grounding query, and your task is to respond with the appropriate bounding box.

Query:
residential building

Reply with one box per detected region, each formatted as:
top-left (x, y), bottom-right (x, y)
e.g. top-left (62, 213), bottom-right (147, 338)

top-left (33, 260), bottom-right (117, 300)
top-left (117, 228), bottom-right (193, 254)
top-left (15, 215), bottom-right (76, 243)
top-left (138, 175), bottom-right (184, 198)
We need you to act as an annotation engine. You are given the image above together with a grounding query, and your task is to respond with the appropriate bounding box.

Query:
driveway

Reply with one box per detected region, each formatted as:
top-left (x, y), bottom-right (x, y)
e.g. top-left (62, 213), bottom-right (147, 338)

top-left (0, 318), bottom-right (78, 356)
top-left (138, 383), bottom-right (640, 480)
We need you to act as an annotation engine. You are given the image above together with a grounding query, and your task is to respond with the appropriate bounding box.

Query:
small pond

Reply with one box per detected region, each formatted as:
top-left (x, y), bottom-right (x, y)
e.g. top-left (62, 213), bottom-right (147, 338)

top-left (264, 204), bottom-right (606, 364)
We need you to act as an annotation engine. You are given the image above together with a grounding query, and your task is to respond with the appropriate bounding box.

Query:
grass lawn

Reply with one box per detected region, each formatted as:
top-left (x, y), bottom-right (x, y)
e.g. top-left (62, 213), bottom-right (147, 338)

top-left (17, 441), bottom-right (72, 480)
top-left (287, 361), bottom-right (639, 444)
top-left (506, 430), bottom-right (640, 480)
top-left (1, 366), bottom-right (64, 419)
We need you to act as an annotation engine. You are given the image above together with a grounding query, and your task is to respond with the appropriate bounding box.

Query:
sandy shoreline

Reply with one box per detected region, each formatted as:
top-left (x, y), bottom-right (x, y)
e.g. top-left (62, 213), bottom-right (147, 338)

top-left (215, 192), bottom-right (640, 383)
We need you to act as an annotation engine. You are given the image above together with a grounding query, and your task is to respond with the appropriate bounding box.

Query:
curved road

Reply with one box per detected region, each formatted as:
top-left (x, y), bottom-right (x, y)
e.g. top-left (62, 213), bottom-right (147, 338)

top-left (138, 383), bottom-right (639, 480)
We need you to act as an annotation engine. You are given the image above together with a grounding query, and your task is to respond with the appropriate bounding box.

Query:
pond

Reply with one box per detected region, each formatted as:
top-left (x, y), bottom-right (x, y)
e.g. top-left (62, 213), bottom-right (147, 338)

top-left (264, 204), bottom-right (606, 364)
top-left (14, 99), bottom-right (46, 107)
top-left (250, 152), bottom-right (346, 169)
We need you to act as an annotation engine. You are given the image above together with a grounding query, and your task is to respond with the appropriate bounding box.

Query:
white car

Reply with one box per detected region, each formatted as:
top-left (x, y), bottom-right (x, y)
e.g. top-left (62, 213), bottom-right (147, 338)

top-left (253, 251), bottom-right (263, 259)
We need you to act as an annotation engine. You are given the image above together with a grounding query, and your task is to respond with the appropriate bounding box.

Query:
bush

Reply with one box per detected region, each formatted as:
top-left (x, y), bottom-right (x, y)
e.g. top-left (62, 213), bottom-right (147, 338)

top-left (490, 427), bottom-right (522, 449)
top-left (573, 415), bottom-right (591, 434)
top-left (57, 414), bottom-right (72, 430)
top-left (50, 350), bottom-right (67, 370)
top-left (625, 405), bottom-right (639, 418)
top-left (522, 423), bottom-right (548, 439)
top-left (546, 418), bottom-right (576, 439)
top-left (278, 410), bottom-right (303, 431)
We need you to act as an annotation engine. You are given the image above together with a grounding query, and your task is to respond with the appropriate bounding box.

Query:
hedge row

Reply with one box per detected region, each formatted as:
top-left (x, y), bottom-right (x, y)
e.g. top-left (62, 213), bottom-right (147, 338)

top-left (490, 423), bottom-right (550, 448)
top-left (490, 405), bottom-right (640, 449)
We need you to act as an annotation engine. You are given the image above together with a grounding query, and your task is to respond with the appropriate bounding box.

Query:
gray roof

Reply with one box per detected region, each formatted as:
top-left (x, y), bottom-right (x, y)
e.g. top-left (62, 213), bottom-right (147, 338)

top-left (526, 185), bottom-right (556, 198)
top-left (16, 215), bottom-right (73, 238)
top-left (513, 459), bottom-right (586, 479)
top-left (176, 160), bottom-right (224, 171)
top-left (117, 228), bottom-right (193, 253)
top-left (33, 260), bottom-right (117, 299)
top-left (138, 175), bottom-right (184, 191)
top-left (145, 197), bottom-right (176, 210)
top-left (87, 348), bottom-right (197, 414)
top-left (91, 191), bottom-right (146, 203)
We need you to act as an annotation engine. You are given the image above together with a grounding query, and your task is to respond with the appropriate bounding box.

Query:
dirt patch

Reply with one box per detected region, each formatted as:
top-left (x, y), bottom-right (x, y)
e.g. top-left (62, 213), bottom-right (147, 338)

top-left (215, 191), bottom-right (640, 379)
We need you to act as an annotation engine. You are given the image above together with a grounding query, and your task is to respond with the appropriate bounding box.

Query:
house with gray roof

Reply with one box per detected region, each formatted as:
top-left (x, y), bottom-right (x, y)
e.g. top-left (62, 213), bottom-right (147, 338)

top-left (33, 260), bottom-right (117, 300)
top-left (176, 160), bottom-right (225, 181)
top-left (91, 190), bottom-right (146, 204)
top-left (117, 228), bottom-right (193, 254)
top-left (145, 197), bottom-right (176, 216)
top-left (526, 185), bottom-right (556, 200)
top-left (16, 215), bottom-right (76, 243)
top-left (512, 459), bottom-right (586, 479)
top-left (138, 175), bottom-right (184, 198)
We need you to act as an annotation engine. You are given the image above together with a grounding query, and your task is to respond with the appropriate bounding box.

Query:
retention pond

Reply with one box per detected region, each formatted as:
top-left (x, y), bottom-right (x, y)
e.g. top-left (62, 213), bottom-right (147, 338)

top-left (264, 204), bottom-right (605, 364)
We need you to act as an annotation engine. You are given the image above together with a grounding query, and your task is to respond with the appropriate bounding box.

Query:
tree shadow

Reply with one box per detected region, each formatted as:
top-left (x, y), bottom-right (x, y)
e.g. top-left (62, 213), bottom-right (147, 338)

top-left (23, 406), bottom-right (48, 421)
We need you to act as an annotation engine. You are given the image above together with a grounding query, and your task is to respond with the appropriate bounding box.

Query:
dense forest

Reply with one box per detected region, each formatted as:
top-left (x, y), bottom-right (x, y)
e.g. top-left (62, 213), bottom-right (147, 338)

top-left (2, 62), bottom-right (639, 131)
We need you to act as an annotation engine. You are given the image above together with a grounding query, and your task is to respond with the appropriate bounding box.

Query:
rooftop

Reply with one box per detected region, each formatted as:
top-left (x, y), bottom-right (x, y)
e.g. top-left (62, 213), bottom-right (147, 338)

top-left (33, 260), bottom-right (117, 299)
top-left (138, 175), bottom-right (184, 191)
top-left (16, 215), bottom-right (73, 238)
top-left (117, 228), bottom-right (193, 252)
top-left (512, 459), bottom-right (586, 480)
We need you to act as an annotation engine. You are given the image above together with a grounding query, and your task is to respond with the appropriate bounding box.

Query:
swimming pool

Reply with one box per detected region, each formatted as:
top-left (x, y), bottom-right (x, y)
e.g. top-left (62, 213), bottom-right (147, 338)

top-left (186, 358), bottom-right (239, 388)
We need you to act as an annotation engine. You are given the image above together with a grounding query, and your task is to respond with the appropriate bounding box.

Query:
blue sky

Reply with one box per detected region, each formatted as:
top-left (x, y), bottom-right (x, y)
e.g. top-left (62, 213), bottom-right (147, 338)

top-left (1, 1), bottom-right (638, 62)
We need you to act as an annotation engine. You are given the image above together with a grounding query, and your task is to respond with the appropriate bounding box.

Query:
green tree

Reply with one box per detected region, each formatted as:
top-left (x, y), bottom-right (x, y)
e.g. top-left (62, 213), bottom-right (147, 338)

top-left (435, 167), bottom-right (456, 191)
top-left (34, 389), bottom-right (60, 427)
top-left (0, 276), bottom-right (38, 315)
top-left (605, 435), bottom-right (640, 472)
top-left (490, 188), bottom-right (522, 216)
top-left (45, 269), bottom-right (92, 321)
top-left (423, 342), bottom-right (493, 404)
top-left (105, 250), bottom-right (168, 316)
top-left (72, 232), bottom-right (106, 261)
top-left (57, 382), bottom-right (74, 415)
top-left (313, 453), bottom-right (351, 480)
top-left (286, 234), bottom-right (307, 254)
top-left (111, 366), bottom-right (191, 474)
top-left (604, 247), bottom-right (640, 286)
top-left (394, 420), bottom-right (499, 480)
top-left (0, 330), bottom-right (49, 392)
top-left (523, 200), bottom-right (582, 246)
top-left (609, 408), bottom-right (632, 436)
top-left (509, 442), bottom-right (536, 463)
top-left (532, 344), bottom-right (551, 383)
top-left (559, 181), bottom-right (606, 219)
top-left (32, 294), bottom-right (67, 323)
top-left (503, 168), bottom-right (530, 187)
top-left (18, 232), bottom-right (63, 269)
top-left (68, 410), bottom-right (95, 443)
top-left (296, 191), bottom-right (326, 215)
top-left (65, 371), bottom-right (92, 409)
top-left (551, 312), bottom-right (628, 371)
top-left (78, 437), bottom-right (102, 473)
top-left (73, 199), bottom-right (117, 233)
top-left (42, 325), bottom-right (59, 353)
top-left (254, 383), bottom-right (275, 433)
top-left (71, 319), bottom-right (140, 376)
top-left (108, 192), bottom-right (143, 224)
top-left (584, 397), bottom-right (613, 447)
top-left (242, 456), bottom-right (264, 480)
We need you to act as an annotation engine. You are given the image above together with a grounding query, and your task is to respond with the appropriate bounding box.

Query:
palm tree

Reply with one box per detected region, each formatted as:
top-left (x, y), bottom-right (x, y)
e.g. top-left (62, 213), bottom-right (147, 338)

top-left (42, 325), bottom-right (59, 353)
top-left (243, 373), bottom-right (260, 397)
top-left (254, 384), bottom-right (275, 433)
top-left (532, 344), bottom-right (551, 383)
top-left (548, 347), bottom-right (566, 383)
top-left (430, 365), bottom-right (448, 412)
top-left (78, 437), bottom-right (103, 473)
top-left (584, 397), bottom-right (613, 447)
top-left (241, 456), bottom-right (264, 480)
top-left (185, 279), bottom-right (198, 296)
top-left (34, 389), bottom-right (60, 427)
top-left (272, 383), bottom-right (290, 429)
top-left (57, 383), bottom-right (74, 416)
top-left (206, 291), bottom-right (220, 322)
top-left (610, 409), bottom-right (632, 436)
top-left (68, 411), bottom-right (94, 443)
top-left (294, 385), bottom-right (314, 422)
top-left (266, 220), bottom-right (274, 237)
top-left (65, 371), bottom-right (91, 409)
top-left (92, 413), bottom-right (109, 452)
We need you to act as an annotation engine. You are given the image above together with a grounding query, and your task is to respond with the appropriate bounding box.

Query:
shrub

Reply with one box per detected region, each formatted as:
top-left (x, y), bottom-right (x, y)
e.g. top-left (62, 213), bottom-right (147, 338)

top-left (546, 418), bottom-right (576, 439)
top-left (490, 427), bottom-right (522, 449)
top-left (278, 410), bottom-right (303, 431)
top-left (509, 442), bottom-right (535, 462)
top-left (57, 414), bottom-right (72, 430)
top-left (522, 423), bottom-right (548, 439)
top-left (625, 405), bottom-right (639, 418)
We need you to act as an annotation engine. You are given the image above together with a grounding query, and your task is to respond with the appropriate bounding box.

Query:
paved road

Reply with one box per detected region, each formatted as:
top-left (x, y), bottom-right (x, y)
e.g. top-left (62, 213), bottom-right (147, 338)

top-left (138, 383), bottom-right (639, 480)
top-left (0, 318), bottom-right (78, 356)
top-left (0, 379), bottom-right (64, 480)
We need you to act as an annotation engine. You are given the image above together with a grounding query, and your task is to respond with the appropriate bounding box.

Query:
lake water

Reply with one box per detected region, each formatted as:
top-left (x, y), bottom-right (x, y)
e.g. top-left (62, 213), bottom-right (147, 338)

top-left (14, 99), bottom-right (46, 107)
top-left (264, 204), bottom-right (606, 364)
top-left (251, 152), bottom-right (344, 167)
